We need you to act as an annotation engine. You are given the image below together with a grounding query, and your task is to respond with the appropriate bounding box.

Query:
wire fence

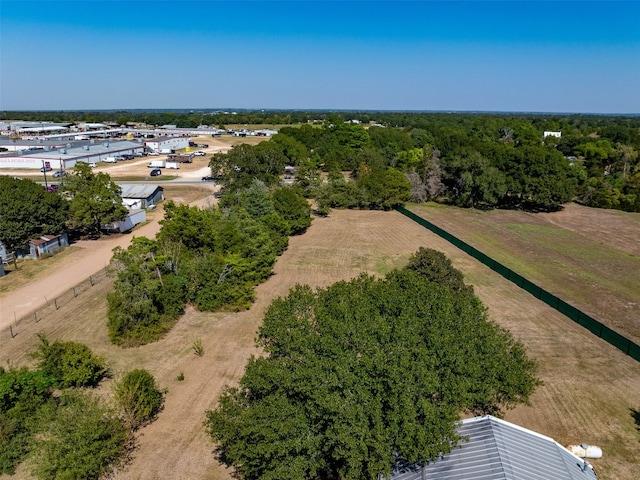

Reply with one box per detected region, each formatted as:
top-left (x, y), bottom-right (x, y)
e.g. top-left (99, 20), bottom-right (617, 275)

top-left (396, 206), bottom-right (640, 363)
top-left (4, 267), bottom-right (111, 340)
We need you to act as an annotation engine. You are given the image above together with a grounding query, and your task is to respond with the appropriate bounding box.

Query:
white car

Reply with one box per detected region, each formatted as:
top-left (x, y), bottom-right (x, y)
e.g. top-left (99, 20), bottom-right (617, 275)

top-left (193, 151), bottom-right (206, 156)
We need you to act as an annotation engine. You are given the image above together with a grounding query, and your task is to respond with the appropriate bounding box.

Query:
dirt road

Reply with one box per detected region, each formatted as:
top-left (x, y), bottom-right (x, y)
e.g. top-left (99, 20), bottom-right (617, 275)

top-left (0, 190), bottom-right (217, 333)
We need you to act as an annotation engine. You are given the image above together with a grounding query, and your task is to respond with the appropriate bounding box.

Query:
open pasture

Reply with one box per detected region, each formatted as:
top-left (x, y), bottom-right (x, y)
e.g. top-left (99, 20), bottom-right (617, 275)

top-left (1, 206), bottom-right (639, 480)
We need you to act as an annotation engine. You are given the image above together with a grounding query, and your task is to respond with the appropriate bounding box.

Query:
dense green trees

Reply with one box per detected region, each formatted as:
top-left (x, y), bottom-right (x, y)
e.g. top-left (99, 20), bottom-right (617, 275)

top-left (62, 163), bottom-right (128, 237)
top-left (108, 184), bottom-right (312, 346)
top-left (205, 249), bottom-right (540, 480)
top-left (0, 175), bottom-right (68, 252)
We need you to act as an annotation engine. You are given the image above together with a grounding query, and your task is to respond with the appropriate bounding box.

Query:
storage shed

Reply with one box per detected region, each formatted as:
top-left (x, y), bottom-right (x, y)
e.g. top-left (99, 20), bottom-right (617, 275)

top-left (28, 233), bottom-right (69, 259)
top-left (120, 184), bottom-right (164, 209)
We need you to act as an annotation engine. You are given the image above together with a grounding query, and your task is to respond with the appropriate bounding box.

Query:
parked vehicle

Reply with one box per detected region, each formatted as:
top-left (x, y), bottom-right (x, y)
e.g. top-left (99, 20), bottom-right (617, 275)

top-left (40, 165), bottom-right (52, 172)
top-left (148, 151), bottom-right (160, 156)
top-left (196, 143), bottom-right (209, 148)
top-left (52, 170), bottom-right (67, 177)
top-left (147, 160), bottom-right (165, 168)
top-left (202, 175), bottom-right (215, 181)
top-left (165, 161), bottom-right (180, 169)
top-left (103, 157), bottom-right (117, 163)
top-left (88, 162), bottom-right (98, 167)
top-left (193, 151), bottom-right (206, 156)
top-left (150, 169), bottom-right (162, 177)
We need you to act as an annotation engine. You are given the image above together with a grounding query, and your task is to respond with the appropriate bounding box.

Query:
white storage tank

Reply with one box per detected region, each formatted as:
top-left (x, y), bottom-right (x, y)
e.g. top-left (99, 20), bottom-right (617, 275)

top-left (567, 444), bottom-right (603, 459)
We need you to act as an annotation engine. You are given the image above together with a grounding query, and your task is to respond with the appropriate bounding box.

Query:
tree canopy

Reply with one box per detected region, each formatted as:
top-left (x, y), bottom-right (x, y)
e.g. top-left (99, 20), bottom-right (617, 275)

top-left (205, 249), bottom-right (540, 480)
top-left (61, 163), bottom-right (127, 237)
top-left (0, 175), bottom-right (68, 252)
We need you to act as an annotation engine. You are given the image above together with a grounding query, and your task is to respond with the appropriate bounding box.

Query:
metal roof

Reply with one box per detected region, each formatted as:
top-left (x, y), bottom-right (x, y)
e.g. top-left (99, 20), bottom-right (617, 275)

top-left (390, 416), bottom-right (599, 480)
top-left (120, 184), bottom-right (162, 199)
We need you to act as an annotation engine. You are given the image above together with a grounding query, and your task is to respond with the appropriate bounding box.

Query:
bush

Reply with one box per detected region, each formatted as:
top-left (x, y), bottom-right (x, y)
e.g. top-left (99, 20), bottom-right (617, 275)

top-left (0, 368), bottom-right (55, 475)
top-left (113, 369), bottom-right (163, 429)
top-left (32, 334), bottom-right (107, 388)
top-left (30, 390), bottom-right (128, 480)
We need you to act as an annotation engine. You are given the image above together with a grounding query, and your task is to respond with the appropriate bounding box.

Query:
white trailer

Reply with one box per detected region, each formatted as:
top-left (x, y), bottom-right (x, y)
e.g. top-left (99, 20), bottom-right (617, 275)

top-left (147, 160), bottom-right (165, 168)
top-left (165, 161), bottom-right (180, 169)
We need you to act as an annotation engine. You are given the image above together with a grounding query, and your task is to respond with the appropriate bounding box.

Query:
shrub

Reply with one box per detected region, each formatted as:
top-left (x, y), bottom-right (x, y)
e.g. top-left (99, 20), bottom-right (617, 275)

top-left (192, 338), bottom-right (204, 357)
top-left (30, 390), bottom-right (128, 480)
top-left (32, 334), bottom-right (107, 388)
top-left (113, 369), bottom-right (163, 429)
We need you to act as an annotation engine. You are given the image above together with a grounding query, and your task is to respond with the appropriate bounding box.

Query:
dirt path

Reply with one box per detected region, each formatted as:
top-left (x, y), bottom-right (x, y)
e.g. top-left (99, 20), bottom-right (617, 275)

top-left (0, 192), bottom-right (217, 333)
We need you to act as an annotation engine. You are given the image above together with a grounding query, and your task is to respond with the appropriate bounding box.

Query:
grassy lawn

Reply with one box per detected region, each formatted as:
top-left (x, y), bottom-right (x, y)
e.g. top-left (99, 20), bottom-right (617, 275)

top-left (407, 203), bottom-right (640, 344)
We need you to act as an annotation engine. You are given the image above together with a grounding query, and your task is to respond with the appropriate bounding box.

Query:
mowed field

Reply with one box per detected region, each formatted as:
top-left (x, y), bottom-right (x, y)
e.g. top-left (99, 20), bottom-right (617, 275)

top-left (1, 204), bottom-right (639, 480)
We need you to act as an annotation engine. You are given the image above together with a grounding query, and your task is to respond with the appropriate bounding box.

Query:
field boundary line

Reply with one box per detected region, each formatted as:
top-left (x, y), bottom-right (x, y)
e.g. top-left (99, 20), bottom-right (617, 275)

top-left (2, 266), bottom-right (110, 340)
top-left (396, 206), bottom-right (640, 363)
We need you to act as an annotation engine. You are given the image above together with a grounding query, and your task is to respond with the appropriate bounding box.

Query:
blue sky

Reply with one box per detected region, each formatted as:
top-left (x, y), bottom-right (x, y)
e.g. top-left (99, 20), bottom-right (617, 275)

top-left (1, 1), bottom-right (639, 113)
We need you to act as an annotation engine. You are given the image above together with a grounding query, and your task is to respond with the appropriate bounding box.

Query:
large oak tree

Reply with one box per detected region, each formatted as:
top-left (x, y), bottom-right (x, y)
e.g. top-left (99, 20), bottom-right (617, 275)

top-left (205, 249), bottom-right (540, 480)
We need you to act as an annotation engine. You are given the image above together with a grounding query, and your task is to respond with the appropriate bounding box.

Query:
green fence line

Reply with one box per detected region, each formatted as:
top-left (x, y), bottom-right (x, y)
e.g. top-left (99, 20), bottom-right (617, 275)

top-left (395, 206), bottom-right (640, 363)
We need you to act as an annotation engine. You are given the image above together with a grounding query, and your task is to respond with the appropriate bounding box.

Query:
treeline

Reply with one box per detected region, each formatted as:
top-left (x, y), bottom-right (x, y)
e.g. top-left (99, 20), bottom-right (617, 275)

top-left (0, 335), bottom-right (163, 478)
top-left (273, 116), bottom-right (640, 212)
top-left (107, 182), bottom-right (311, 346)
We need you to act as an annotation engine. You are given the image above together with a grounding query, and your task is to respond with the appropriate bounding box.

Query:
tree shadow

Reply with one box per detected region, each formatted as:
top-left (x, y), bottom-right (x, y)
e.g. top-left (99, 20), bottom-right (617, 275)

top-left (631, 407), bottom-right (640, 432)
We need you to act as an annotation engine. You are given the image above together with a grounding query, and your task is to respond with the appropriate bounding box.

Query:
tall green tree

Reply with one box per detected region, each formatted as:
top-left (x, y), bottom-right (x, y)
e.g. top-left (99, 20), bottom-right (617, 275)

top-left (206, 252), bottom-right (540, 480)
top-left (0, 176), bottom-right (68, 252)
top-left (62, 163), bottom-right (127, 237)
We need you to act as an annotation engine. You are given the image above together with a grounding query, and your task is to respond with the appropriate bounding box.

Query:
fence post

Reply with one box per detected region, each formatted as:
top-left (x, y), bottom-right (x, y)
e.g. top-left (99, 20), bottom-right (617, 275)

top-left (54, 298), bottom-right (59, 310)
top-left (35, 311), bottom-right (39, 323)
top-left (10, 325), bottom-right (14, 338)
top-left (90, 275), bottom-right (94, 286)
top-left (73, 287), bottom-right (77, 297)
top-left (44, 296), bottom-right (50, 306)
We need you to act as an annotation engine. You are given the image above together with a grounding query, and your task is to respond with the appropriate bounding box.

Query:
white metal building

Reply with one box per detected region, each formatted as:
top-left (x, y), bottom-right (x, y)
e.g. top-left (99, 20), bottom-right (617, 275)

top-left (144, 137), bottom-right (190, 153)
top-left (0, 140), bottom-right (144, 170)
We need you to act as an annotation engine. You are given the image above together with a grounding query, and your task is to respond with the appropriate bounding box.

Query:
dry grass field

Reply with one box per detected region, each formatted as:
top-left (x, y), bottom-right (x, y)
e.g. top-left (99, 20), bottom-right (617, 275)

top-left (1, 204), bottom-right (639, 480)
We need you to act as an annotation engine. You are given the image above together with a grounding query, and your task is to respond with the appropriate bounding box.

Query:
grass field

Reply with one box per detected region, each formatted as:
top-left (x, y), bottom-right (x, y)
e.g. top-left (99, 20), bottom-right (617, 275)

top-left (1, 205), bottom-right (639, 480)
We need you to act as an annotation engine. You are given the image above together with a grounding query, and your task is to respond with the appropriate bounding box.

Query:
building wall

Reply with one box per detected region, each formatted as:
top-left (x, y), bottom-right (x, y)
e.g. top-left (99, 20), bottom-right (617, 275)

top-left (144, 137), bottom-right (189, 152)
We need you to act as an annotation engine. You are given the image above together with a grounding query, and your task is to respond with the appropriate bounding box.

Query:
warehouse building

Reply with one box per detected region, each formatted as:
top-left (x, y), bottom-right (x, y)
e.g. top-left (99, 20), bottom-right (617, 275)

top-left (144, 136), bottom-right (190, 153)
top-left (0, 140), bottom-right (144, 170)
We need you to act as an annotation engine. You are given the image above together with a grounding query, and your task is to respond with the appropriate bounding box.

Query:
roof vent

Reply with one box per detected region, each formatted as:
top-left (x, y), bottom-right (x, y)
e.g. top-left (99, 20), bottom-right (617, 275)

top-left (66, 143), bottom-right (71, 148)
top-left (60, 149), bottom-right (66, 154)
top-left (104, 143), bottom-right (109, 147)
top-left (84, 145), bottom-right (90, 150)
top-left (44, 146), bottom-right (51, 151)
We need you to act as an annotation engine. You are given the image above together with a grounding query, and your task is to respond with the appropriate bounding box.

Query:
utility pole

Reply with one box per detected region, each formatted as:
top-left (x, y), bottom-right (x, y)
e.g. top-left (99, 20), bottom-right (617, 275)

top-left (42, 160), bottom-right (48, 189)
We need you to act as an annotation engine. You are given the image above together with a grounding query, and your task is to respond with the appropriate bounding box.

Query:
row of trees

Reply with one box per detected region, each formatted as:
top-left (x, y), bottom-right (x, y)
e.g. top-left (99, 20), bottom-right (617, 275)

top-left (0, 164), bottom-right (127, 253)
top-left (107, 181), bottom-right (311, 346)
top-left (207, 113), bottom-right (639, 212)
top-left (0, 335), bottom-right (162, 478)
top-left (205, 248), bottom-right (541, 479)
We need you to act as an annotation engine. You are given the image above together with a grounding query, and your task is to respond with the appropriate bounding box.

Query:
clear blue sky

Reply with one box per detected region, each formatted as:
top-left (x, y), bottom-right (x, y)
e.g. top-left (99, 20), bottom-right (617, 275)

top-left (1, 1), bottom-right (639, 113)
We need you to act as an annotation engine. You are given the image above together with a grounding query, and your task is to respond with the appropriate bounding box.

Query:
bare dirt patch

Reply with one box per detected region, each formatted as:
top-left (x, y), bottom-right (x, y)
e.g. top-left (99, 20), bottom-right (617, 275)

top-left (1, 208), bottom-right (638, 480)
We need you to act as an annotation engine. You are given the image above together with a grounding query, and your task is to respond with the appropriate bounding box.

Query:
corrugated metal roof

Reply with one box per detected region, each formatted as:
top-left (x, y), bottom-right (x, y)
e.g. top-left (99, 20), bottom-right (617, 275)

top-left (120, 184), bottom-right (162, 199)
top-left (390, 416), bottom-right (599, 480)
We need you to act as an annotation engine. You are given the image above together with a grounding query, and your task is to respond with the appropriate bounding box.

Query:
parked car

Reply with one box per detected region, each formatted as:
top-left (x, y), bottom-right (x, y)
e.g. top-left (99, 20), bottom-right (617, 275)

top-left (148, 151), bottom-right (160, 156)
top-left (197, 143), bottom-right (209, 148)
top-left (150, 168), bottom-right (162, 177)
top-left (46, 184), bottom-right (59, 193)
top-left (88, 162), bottom-right (98, 168)
top-left (193, 151), bottom-right (206, 156)
top-left (202, 175), bottom-right (215, 182)
top-left (40, 165), bottom-right (52, 172)
top-left (52, 170), bottom-right (67, 177)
